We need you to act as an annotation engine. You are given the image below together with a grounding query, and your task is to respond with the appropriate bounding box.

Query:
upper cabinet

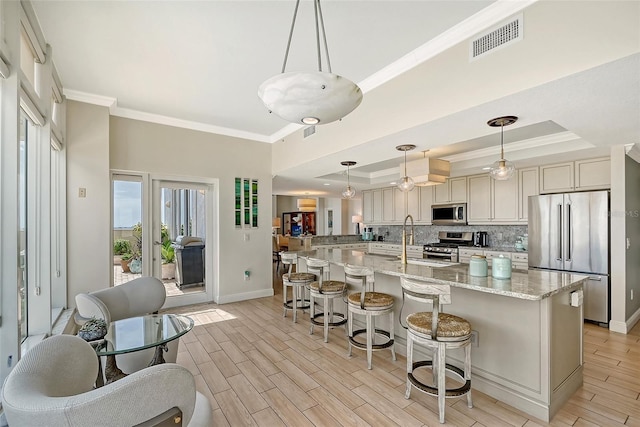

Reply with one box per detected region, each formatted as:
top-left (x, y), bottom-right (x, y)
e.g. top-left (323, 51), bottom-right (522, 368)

top-left (362, 157), bottom-right (606, 226)
top-left (394, 187), bottom-right (419, 222)
top-left (518, 167), bottom-right (539, 222)
top-left (540, 158), bottom-right (610, 194)
top-left (467, 172), bottom-right (521, 224)
top-left (362, 186), bottom-right (428, 225)
top-left (434, 177), bottom-right (467, 204)
top-left (574, 158), bottom-right (611, 190)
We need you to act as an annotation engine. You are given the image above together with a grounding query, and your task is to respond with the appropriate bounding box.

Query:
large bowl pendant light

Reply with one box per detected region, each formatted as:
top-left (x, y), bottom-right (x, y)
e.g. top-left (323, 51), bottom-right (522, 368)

top-left (258, 0), bottom-right (362, 125)
top-left (488, 116), bottom-right (518, 181)
top-left (396, 144), bottom-right (416, 192)
top-left (341, 161), bottom-right (356, 199)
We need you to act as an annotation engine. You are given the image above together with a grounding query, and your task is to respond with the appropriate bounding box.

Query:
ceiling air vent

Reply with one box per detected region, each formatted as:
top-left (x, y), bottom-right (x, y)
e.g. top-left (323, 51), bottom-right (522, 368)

top-left (304, 125), bottom-right (316, 138)
top-left (470, 14), bottom-right (523, 61)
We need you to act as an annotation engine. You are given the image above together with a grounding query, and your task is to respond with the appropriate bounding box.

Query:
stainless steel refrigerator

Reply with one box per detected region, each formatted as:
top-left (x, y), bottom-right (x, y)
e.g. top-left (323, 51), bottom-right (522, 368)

top-left (528, 190), bottom-right (609, 325)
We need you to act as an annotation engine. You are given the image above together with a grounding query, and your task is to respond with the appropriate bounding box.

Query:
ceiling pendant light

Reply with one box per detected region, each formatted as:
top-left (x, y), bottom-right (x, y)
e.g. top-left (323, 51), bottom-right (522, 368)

top-left (488, 115), bottom-right (518, 181)
top-left (341, 161), bottom-right (356, 199)
top-left (396, 144), bottom-right (416, 192)
top-left (258, 0), bottom-right (363, 125)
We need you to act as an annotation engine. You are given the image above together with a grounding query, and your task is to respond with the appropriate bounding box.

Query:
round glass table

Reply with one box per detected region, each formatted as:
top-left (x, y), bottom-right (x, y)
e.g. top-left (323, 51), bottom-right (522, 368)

top-left (93, 314), bottom-right (193, 385)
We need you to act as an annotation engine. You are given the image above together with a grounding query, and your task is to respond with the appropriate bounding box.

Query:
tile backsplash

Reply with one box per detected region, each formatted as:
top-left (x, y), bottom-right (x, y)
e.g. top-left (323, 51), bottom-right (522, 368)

top-left (374, 225), bottom-right (528, 248)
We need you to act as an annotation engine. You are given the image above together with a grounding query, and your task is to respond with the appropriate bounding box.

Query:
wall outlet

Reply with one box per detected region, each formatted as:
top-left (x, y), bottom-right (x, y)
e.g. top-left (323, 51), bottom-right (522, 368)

top-left (471, 330), bottom-right (479, 347)
top-left (78, 187), bottom-right (86, 198)
top-left (243, 233), bottom-right (250, 242)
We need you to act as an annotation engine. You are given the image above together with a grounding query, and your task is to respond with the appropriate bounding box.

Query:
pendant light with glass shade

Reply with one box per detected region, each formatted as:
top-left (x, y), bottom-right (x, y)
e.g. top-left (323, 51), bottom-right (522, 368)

top-left (396, 144), bottom-right (416, 192)
top-left (488, 116), bottom-right (518, 180)
top-left (341, 161), bottom-right (356, 199)
top-left (258, 0), bottom-right (363, 125)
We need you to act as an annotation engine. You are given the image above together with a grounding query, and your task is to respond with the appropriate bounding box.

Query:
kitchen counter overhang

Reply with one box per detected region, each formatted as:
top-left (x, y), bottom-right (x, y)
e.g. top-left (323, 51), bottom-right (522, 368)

top-left (296, 248), bottom-right (587, 301)
top-left (295, 248), bottom-right (587, 422)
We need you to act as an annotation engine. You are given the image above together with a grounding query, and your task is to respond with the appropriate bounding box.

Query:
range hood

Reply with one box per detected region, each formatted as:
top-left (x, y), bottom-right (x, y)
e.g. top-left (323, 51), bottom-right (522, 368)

top-left (402, 157), bottom-right (450, 186)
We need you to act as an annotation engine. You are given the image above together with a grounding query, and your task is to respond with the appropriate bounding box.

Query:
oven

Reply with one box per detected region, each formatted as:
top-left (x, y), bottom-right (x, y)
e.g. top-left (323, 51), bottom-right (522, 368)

top-left (423, 231), bottom-right (474, 263)
top-left (423, 246), bottom-right (458, 262)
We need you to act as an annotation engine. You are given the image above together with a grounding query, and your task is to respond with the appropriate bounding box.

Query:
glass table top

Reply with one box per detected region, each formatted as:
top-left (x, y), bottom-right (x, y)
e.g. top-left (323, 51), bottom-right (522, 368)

top-left (94, 314), bottom-right (194, 356)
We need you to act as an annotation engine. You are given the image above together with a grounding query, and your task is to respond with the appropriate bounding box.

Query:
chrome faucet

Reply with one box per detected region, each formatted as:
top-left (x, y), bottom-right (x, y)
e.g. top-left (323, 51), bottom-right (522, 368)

top-left (401, 214), bottom-right (415, 264)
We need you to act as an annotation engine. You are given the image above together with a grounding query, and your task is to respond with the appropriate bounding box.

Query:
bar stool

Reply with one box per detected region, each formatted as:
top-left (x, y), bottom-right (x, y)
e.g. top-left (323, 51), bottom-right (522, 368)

top-left (344, 264), bottom-right (396, 369)
top-left (305, 258), bottom-right (347, 343)
top-left (280, 252), bottom-right (314, 323)
top-left (399, 276), bottom-right (473, 424)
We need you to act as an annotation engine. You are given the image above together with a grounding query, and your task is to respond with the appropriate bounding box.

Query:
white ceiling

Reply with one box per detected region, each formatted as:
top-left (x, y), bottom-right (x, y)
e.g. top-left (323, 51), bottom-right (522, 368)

top-left (31, 0), bottom-right (640, 198)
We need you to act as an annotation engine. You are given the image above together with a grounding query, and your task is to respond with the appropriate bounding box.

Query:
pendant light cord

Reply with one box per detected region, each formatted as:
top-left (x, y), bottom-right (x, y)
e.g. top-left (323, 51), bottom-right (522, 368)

top-left (500, 123), bottom-right (505, 160)
top-left (404, 150), bottom-right (408, 176)
top-left (281, 0), bottom-right (331, 74)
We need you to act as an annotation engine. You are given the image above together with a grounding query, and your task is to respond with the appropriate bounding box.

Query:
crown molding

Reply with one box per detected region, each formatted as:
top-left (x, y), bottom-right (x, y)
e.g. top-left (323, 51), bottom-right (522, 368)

top-left (63, 89), bottom-right (271, 143)
top-left (441, 131), bottom-right (581, 163)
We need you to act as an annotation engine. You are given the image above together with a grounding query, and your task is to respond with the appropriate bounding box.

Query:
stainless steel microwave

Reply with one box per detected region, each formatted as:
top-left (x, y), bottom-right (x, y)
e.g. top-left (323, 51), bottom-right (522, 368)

top-left (432, 203), bottom-right (467, 225)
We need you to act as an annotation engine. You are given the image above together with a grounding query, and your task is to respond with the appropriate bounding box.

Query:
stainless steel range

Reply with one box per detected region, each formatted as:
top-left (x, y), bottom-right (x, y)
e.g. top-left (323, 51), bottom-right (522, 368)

top-left (423, 231), bottom-right (474, 262)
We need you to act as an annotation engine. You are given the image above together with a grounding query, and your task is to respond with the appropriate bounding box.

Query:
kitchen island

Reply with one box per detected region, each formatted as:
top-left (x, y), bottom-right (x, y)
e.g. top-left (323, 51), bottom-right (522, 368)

top-left (296, 248), bottom-right (587, 422)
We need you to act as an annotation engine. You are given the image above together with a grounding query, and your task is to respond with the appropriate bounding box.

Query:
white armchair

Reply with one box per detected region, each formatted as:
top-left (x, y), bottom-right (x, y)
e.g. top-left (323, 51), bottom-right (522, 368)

top-left (1, 334), bottom-right (212, 426)
top-left (75, 276), bottom-right (178, 375)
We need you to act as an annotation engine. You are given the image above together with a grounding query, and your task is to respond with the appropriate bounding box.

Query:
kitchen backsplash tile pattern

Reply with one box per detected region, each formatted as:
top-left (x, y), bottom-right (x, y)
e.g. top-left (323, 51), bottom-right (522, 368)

top-left (375, 225), bottom-right (528, 248)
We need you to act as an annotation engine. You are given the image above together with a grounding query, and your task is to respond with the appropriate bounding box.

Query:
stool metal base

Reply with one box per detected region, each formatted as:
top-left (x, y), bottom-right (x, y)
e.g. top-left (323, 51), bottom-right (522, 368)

top-left (310, 312), bottom-right (347, 328)
top-left (349, 328), bottom-right (394, 350)
top-left (408, 360), bottom-right (471, 397)
top-left (283, 299), bottom-right (311, 311)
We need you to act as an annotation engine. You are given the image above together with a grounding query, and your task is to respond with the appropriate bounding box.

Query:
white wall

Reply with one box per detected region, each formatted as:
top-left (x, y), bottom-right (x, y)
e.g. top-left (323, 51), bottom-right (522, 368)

top-left (625, 155), bottom-right (640, 321)
top-left (66, 101), bottom-right (111, 307)
top-left (109, 115), bottom-right (273, 303)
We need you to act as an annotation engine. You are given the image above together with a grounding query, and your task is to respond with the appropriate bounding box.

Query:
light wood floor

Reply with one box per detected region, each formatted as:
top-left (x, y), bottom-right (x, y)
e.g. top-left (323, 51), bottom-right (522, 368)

top-left (168, 265), bottom-right (640, 426)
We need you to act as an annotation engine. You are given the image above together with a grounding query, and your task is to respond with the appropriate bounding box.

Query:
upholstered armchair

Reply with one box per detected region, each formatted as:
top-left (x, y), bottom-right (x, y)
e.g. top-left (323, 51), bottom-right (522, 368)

top-left (1, 334), bottom-right (212, 426)
top-left (75, 276), bottom-right (178, 375)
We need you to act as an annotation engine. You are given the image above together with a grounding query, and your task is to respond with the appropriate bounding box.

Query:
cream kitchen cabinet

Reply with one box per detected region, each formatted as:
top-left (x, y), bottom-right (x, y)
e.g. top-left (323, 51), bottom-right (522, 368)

top-left (511, 252), bottom-right (529, 270)
top-left (434, 177), bottom-right (467, 204)
top-left (362, 190), bottom-right (373, 223)
top-left (417, 186), bottom-right (433, 224)
top-left (574, 157), bottom-right (610, 190)
top-left (540, 162), bottom-right (574, 193)
top-left (467, 173), bottom-right (519, 224)
top-left (394, 187), bottom-right (419, 221)
top-left (368, 243), bottom-right (401, 256)
top-left (467, 175), bottom-right (492, 222)
top-left (484, 250), bottom-right (512, 266)
top-left (458, 247), bottom-right (485, 263)
top-left (540, 157), bottom-right (610, 194)
top-left (492, 174), bottom-right (519, 223)
top-left (518, 167), bottom-right (539, 222)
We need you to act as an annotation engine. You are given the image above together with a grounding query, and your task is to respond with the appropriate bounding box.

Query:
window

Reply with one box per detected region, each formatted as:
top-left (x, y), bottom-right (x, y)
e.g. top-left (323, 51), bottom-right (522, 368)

top-left (18, 111), bottom-right (33, 343)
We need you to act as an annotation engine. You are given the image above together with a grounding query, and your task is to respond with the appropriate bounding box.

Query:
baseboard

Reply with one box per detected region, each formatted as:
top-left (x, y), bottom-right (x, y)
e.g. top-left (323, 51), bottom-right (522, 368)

top-left (216, 288), bottom-right (274, 304)
top-left (610, 306), bottom-right (640, 334)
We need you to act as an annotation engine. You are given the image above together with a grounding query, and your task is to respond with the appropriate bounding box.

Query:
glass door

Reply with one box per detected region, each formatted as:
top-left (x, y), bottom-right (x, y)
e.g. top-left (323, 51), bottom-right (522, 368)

top-left (112, 175), bottom-right (143, 286)
top-left (152, 179), bottom-right (214, 307)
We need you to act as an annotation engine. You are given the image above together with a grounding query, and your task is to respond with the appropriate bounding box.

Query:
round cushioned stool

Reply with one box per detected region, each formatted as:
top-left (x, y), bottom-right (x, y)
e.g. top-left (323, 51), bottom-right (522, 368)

top-left (344, 264), bottom-right (396, 370)
top-left (399, 276), bottom-right (472, 424)
top-left (306, 258), bottom-right (347, 343)
top-left (281, 252), bottom-right (315, 323)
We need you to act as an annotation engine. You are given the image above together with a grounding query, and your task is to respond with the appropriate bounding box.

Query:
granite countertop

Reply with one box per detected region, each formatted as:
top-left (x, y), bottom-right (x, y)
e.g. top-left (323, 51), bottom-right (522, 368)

top-left (297, 248), bottom-right (586, 301)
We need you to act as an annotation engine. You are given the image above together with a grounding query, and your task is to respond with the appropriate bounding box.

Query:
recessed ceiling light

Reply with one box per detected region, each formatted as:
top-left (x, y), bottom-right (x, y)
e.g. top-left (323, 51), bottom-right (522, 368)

top-left (323, 183), bottom-right (331, 186)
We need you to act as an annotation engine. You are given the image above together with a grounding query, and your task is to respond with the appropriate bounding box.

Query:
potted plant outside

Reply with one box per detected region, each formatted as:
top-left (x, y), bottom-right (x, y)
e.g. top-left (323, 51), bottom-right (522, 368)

top-left (120, 253), bottom-right (132, 273)
top-left (161, 240), bottom-right (176, 279)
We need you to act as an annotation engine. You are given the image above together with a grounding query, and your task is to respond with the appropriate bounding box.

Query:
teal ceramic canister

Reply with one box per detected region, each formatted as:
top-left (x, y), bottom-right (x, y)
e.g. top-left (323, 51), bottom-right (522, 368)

top-left (492, 255), bottom-right (512, 279)
top-left (469, 255), bottom-right (488, 277)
